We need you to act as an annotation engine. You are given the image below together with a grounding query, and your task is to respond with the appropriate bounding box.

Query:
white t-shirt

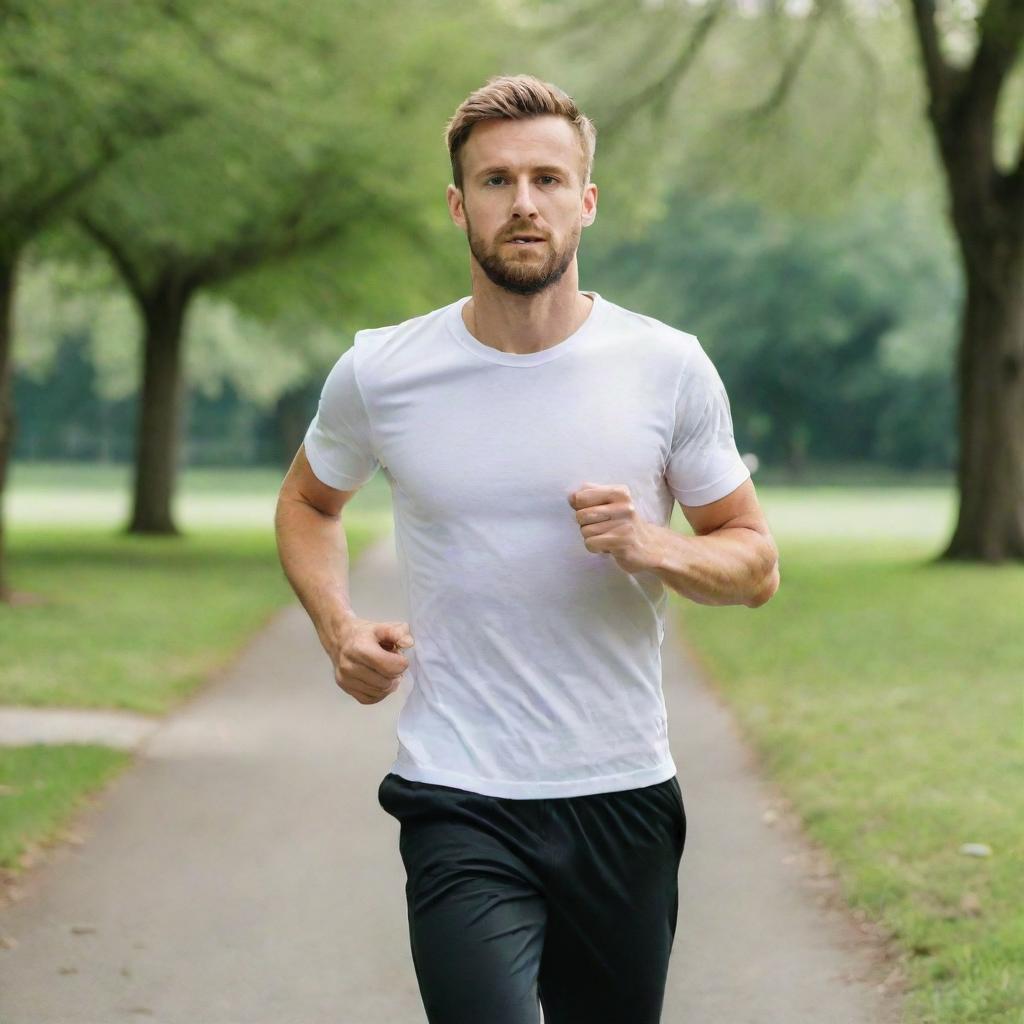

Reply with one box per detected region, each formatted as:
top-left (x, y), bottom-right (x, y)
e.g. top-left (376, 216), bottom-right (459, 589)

top-left (303, 290), bottom-right (751, 798)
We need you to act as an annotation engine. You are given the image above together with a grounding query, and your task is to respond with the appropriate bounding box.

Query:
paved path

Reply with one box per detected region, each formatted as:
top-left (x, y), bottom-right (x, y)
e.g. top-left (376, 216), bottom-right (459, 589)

top-left (0, 708), bottom-right (161, 748)
top-left (0, 531), bottom-right (906, 1023)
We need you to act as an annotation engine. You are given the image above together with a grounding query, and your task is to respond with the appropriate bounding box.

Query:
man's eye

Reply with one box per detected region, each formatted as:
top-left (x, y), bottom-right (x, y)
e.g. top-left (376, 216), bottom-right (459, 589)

top-left (484, 176), bottom-right (559, 186)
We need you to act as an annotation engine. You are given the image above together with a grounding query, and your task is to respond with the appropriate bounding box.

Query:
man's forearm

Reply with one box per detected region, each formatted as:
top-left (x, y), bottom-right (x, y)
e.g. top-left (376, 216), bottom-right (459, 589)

top-left (274, 496), bottom-right (358, 645)
top-left (640, 522), bottom-right (780, 608)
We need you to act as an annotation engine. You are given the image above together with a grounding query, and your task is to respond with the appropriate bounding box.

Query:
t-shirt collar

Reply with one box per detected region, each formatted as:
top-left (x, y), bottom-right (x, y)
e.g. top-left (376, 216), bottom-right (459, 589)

top-left (446, 291), bottom-right (605, 367)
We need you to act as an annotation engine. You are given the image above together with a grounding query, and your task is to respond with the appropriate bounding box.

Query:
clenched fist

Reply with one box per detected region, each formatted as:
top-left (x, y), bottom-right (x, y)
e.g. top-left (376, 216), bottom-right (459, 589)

top-left (568, 481), bottom-right (659, 575)
top-left (324, 615), bottom-right (414, 705)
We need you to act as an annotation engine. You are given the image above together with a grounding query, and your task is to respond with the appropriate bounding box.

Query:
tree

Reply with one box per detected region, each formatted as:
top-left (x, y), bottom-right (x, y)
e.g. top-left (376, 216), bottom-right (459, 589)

top-left (64, 0), bottom-right (500, 534)
top-left (907, 0), bottom-right (1024, 560)
top-left (513, 0), bottom-right (1024, 561)
top-left (585, 187), bottom-right (958, 472)
top-left (0, 1), bottom-right (211, 600)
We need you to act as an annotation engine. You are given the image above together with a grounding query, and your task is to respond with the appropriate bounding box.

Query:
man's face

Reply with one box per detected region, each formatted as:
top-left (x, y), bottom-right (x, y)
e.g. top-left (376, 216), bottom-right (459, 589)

top-left (447, 115), bottom-right (598, 296)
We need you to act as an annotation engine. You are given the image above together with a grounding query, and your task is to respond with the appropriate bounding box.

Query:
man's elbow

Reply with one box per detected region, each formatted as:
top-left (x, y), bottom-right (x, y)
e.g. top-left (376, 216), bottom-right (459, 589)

top-left (744, 533), bottom-right (780, 608)
top-left (745, 561), bottom-right (781, 608)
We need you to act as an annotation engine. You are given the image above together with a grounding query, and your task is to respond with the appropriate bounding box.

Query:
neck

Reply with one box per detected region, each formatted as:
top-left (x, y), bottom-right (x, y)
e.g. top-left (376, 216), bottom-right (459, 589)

top-left (463, 286), bottom-right (594, 356)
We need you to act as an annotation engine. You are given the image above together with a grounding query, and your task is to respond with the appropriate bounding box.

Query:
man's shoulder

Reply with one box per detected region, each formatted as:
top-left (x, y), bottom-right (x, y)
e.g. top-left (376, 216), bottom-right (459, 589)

top-left (352, 298), bottom-right (457, 355)
top-left (598, 294), bottom-right (703, 365)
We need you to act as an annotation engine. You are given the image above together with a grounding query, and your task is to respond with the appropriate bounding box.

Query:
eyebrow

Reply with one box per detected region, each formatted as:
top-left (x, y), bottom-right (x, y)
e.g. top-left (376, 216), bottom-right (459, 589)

top-left (475, 164), bottom-right (571, 179)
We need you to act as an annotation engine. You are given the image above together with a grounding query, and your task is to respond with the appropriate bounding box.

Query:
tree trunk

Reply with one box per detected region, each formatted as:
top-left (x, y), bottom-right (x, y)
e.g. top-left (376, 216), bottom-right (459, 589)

top-left (906, 0), bottom-right (1024, 561)
top-left (0, 250), bottom-right (19, 602)
top-left (127, 278), bottom-right (193, 535)
top-left (941, 236), bottom-right (1024, 560)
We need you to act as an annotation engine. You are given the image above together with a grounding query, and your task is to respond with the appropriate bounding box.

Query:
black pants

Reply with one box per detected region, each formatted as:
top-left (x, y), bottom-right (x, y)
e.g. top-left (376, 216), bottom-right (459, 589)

top-left (377, 771), bottom-right (686, 1024)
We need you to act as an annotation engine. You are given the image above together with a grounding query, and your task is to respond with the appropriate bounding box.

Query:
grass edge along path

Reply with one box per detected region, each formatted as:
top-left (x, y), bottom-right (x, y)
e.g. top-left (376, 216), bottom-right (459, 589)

top-left (672, 537), bottom-right (1024, 1024)
top-left (0, 521), bottom-right (384, 909)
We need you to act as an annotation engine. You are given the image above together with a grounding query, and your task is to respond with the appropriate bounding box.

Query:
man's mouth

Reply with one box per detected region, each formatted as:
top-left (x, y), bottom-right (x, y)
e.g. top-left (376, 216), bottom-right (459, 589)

top-left (506, 237), bottom-right (545, 245)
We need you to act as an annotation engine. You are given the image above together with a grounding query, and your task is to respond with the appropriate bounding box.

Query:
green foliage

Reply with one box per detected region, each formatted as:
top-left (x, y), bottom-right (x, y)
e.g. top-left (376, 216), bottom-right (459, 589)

top-left (15, 183), bottom-right (961, 469)
top-left (585, 186), bottom-right (960, 470)
top-left (0, 1), bottom-right (217, 253)
top-left (54, 0), bottom-right (507, 321)
top-left (1, 0), bottom-right (976, 478)
top-left (516, 0), bottom-right (950, 221)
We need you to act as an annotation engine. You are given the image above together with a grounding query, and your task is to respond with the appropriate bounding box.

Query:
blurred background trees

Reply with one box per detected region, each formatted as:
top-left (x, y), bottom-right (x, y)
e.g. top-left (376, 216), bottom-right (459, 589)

top-left (4, 0), bottom-right (1022, 602)
top-left (515, 0), bottom-right (1023, 559)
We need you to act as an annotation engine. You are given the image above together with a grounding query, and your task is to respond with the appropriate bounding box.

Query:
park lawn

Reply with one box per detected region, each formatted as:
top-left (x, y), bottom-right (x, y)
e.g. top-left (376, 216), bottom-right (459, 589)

top-left (672, 536), bottom-right (1024, 1024)
top-left (0, 745), bottom-right (129, 872)
top-left (0, 520), bottom-right (385, 877)
top-left (0, 523), bottom-right (380, 710)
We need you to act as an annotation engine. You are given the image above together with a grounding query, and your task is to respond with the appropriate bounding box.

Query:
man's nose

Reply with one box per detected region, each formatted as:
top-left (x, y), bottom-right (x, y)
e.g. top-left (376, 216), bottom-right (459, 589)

top-left (510, 178), bottom-right (540, 217)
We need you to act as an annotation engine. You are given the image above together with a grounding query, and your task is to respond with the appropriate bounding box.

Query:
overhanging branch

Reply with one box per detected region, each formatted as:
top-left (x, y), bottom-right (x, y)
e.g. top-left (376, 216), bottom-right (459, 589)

top-left (76, 213), bottom-right (148, 302)
top-left (157, 0), bottom-right (275, 91)
top-left (730, 0), bottom-right (830, 124)
top-left (907, 0), bottom-right (959, 123)
top-left (597, 0), bottom-right (728, 139)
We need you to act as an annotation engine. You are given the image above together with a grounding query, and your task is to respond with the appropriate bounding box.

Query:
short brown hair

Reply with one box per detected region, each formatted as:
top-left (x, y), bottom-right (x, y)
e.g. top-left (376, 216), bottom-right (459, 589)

top-left (443, 74), bottom-right (597, 193)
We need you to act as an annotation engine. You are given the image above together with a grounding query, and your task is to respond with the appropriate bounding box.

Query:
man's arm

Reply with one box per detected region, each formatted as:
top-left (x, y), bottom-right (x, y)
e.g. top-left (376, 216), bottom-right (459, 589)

top-left (643, 479), bottom-right (780, 608)
top-left (275, 444), bottom-right (412, 705)
top-left (568, 477), bottom-right (779, 609)
top-left (275, 444), bottom-right (361, 648)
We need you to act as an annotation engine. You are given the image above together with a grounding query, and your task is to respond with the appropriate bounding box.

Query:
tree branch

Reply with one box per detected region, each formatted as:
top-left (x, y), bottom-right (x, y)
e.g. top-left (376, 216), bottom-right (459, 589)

top-left (189, 161), bottom-right (436, 288)
top-left (76, 213), bottom-right (149, 302)
top-left (906, 0), bottom-right (961, 124)
top-left (3, 96), bottom-right (201, 252)
top-left (507, 0), bottom-right (637, 44)
top-left (157, 0), bottom-right (276, 91)
top-left (1007, 122), bottom-right (1024, 202)
top-left (963, 0), bottom-right (1024, 209)
top-left (729, 0), bottom-right (830, 125)
top-left (597, 0), bottom-right (728, 139)
top-left (968, 0), bottom-right (1024, 104)
top-left (811, 4), bottom-right (887, 194)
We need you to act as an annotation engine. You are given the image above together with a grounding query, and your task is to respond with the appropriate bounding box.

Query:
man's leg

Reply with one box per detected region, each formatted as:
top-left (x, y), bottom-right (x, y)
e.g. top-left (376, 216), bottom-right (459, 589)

top-left (535, 775), bottom-right (686, 1024)
top-left (378, 774), bottom-right (547, 1024)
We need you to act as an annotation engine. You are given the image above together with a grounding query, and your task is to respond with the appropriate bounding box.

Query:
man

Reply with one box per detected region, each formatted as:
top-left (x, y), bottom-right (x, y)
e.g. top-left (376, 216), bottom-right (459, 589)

top-left (276, 73), bottom-right (779, 1024)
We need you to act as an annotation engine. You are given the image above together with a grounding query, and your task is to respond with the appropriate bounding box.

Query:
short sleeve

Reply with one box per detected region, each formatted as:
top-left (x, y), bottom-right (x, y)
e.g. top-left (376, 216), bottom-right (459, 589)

top-left (665, 342), bottom-right (751, 507)
top-left (303, 346), bottom-right (380, 489)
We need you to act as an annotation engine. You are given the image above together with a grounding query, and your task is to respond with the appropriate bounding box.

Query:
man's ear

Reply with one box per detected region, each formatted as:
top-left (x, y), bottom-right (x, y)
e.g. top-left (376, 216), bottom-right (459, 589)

top-left (581, 182), bottom-right (598, 228)
top-left (447, 184), bottom-right (466, 231)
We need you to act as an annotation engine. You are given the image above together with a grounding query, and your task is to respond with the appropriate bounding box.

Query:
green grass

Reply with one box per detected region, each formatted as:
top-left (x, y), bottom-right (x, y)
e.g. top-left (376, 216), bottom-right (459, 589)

top-left (0, 484), bottom-right (389, 877)
top-left (0, 746), bottom-right (131, 871)
top-left (0, 524), bottom-right (378, 710)
top-left (4, 458), bottom-right (396, 528)
top-left (673, 536), bottom-right (1024, 1024)
top-left (2, 527), bottom-right (289, 710)
top-left (745, 485), bottom-right (957, 540)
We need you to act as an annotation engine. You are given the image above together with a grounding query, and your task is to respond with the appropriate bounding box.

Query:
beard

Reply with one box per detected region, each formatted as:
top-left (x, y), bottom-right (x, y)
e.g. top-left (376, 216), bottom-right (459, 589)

top-left (465, 210), bottom-right (581, 296)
